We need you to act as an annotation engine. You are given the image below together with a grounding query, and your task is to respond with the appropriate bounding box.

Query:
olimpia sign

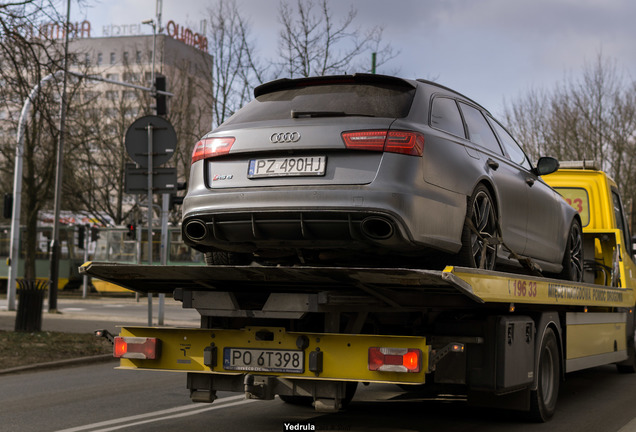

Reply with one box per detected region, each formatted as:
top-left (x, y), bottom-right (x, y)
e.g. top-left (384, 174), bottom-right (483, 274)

top-left (31, 19), bottom-right (209, 52)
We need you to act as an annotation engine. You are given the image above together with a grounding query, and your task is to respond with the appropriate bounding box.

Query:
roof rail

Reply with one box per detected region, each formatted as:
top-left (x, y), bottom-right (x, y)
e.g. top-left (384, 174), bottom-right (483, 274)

top-left (558, 160), bottom-right (601, 170)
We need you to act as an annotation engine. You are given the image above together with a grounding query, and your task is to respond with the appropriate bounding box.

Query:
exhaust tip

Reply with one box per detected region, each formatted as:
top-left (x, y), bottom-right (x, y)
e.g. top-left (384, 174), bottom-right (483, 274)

top-left (184, 219), bottom-right (208, 241)
top-left (361, 217), bottom-right (394, 240)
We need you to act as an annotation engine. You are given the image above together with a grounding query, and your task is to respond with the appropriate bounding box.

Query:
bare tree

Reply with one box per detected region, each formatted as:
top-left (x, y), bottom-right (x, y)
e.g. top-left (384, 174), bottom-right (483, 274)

top-left (504, 52), bottom-right (636, 224)
top-left (204, 0), bottom-right (264, 128)
top-left (276, 0), bottom-right (397, 78)
top-left (62, 72), bottom-right (148, 226)
top-left (0, 0), bottom-right (68, 280)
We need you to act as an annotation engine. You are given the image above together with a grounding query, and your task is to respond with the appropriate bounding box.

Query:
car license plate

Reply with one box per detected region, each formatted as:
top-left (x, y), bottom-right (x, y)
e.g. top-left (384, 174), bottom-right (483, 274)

top-left (248, 156), bottom-right (326, 178)
top-left (223, 347), bottom-right (305, 373)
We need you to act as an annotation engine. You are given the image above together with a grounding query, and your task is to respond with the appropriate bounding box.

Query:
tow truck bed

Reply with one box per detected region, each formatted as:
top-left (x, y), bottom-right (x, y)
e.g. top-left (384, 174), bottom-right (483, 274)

top-left (80, 262), bottom-right (633, 309)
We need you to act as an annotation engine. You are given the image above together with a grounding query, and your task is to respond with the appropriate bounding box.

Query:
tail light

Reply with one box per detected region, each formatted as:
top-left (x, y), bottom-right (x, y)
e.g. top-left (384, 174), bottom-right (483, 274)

top-left (342, 130), bottom-right (424, 156)
top-left (368, 347), bottom-right (422, 373)
top-left (191, 137), bottom-right (235, 163)
top-left (114, 336), bottom-right (160, 360)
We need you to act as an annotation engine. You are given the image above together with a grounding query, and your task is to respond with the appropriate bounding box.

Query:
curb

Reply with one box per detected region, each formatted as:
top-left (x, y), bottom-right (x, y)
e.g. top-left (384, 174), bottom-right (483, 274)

top-left (0, 354), bottom-right (116, 376)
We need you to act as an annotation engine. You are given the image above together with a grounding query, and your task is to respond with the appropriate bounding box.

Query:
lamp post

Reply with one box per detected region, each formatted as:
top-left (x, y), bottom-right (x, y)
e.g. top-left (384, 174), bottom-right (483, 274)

top-left (48, 0), bottom-right (72, 313)
top-left (7, 71), bottom-right (64, 310)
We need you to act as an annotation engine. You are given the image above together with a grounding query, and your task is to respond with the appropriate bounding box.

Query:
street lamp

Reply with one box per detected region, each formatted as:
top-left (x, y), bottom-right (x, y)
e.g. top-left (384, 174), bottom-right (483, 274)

top-left (48, 0), bottom-right (72, 312)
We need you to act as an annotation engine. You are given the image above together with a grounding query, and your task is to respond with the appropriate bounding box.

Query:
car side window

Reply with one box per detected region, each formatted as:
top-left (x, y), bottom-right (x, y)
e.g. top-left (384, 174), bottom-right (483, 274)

top-left (459, 102), bottom-right (503, 155)
top-left (430, 97), bottom-right (465, 138)
top-left (489, 118), bottom-right (532, 170)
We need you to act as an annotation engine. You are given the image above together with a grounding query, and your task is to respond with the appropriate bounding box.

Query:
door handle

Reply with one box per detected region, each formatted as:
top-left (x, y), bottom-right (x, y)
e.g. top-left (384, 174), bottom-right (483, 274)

top-left (526, 177), bottom-right (535, 187)
top-left (487, 158), bottom-right (499, 170)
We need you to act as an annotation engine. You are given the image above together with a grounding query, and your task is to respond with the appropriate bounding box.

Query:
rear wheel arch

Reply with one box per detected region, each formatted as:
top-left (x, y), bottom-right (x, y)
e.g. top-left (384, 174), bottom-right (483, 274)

top-left (467, 180), bottom-right (500, 224)
top-left (458, 180), bottom-right (501, 269)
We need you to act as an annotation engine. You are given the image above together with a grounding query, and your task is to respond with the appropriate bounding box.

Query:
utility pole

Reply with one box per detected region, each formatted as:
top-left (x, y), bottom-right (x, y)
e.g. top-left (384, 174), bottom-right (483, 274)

top-left (48, 0), bottom-right (71, 313)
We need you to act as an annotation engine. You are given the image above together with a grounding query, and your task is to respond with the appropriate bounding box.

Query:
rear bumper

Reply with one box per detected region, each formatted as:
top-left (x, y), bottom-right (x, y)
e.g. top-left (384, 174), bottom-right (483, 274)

top-left (182, 186), bottom-right (465, 255)
top-left (116, 326), bottom-right (430, 385)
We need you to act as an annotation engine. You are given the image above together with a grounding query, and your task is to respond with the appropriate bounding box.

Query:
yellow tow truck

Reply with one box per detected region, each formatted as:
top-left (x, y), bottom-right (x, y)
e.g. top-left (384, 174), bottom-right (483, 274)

top-left (82, 161), bottom-right (636, 422)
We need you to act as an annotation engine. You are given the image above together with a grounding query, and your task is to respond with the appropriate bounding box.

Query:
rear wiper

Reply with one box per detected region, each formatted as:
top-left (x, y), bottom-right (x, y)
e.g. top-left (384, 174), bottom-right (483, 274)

top-left (291, 110), bottom-right (374, 118)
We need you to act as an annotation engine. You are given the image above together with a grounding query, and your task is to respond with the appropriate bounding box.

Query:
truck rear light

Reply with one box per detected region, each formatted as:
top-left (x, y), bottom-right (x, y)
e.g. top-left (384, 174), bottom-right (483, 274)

top-left (341, 130), bottom-right (424, 156)
top-left (368, 347), bottom-right (422, 373)
top-left (114, 336), bottom-right (160, 360)
top-left (191, 137), bottom-right (235, 163)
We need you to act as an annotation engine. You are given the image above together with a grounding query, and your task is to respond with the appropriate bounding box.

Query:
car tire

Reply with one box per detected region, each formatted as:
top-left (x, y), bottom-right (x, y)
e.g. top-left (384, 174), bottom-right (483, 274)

top-left (559, 219), bottom-right (583, 282)
top-left (458, 185), bottom-right (498, 270)
top-left (204, 251), bottom-right (252, 266)
top-left (528, 328), bottom-right (560, 422)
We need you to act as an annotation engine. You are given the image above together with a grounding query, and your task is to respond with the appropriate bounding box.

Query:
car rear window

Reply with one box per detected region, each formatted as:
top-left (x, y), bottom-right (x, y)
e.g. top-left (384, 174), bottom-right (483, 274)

top-left (223, 83), bottom-right (416, 125)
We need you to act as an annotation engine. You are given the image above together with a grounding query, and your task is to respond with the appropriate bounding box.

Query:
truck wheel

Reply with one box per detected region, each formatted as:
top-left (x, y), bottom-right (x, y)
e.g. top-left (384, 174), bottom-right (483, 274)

top-left (204, 251), bottom-right (252, 266)
top-left (459, 185), bottom-right (498, 270)
top-left (529, 328), bottom-right (560, 422)
top-left (559, 219), bottom-right (583, 282)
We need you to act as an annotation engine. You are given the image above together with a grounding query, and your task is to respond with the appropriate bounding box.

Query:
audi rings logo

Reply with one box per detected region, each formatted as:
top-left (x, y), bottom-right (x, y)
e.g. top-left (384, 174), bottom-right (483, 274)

top-left (270, 131), bottom-right (301, 143)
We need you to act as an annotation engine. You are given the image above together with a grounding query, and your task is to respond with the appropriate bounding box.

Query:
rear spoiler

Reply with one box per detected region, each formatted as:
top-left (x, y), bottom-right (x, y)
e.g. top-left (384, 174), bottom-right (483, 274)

top-left (254, 73), bottom-right (416, 98)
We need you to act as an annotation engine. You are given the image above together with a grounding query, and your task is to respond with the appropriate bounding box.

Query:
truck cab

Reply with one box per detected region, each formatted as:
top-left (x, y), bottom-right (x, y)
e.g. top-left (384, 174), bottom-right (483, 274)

top-left (543, 161), bottom-right (636, 288)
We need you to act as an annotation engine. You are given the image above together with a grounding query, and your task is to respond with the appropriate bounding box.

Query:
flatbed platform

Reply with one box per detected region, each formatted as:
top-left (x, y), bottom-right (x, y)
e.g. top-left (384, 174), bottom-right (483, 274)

top-left (80, 262), bottom-right (633, 308)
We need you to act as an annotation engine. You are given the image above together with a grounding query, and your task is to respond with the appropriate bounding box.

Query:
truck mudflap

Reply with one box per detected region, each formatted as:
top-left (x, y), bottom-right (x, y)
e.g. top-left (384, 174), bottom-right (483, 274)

top-left (115, 326), bottom-right (430, 385)
top-left (81, 262), bottom-right (634, 308)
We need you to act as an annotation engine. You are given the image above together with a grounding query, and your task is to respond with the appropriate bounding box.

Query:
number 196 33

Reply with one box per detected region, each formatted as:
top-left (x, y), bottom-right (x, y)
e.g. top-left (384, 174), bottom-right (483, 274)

top-left (511, 280), bottom-right (538, 297)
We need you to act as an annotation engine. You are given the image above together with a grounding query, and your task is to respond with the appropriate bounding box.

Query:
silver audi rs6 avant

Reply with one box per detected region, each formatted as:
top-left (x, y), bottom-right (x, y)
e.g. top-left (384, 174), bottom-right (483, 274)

top-left (182, 74), bottom-right (583, 281)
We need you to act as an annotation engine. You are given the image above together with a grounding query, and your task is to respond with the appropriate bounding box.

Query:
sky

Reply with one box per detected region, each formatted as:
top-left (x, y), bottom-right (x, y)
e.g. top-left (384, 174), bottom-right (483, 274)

top-left (70, 0), bottom-right (636, 118)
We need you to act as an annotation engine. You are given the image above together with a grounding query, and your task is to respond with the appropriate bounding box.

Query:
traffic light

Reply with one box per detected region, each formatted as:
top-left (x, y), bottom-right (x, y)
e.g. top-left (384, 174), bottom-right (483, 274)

top-left (169, 195), bottom-right (184, 210)
top-left (90, 226), bottom-right (100, 242)
top-left (77, 226), bottom-right (86, 249)
top-left (154, 74), bottom-right (167, 116)
top-left (3, 193), bottom-right (12, 219)
top-left (169, 182), bottom-right (187, 210)
top-left (126, 223), bottom-right (136, 239)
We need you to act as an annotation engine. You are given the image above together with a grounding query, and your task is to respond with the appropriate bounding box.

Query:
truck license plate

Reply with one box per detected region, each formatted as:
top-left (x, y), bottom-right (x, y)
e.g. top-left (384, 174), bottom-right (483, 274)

top-left (248, 156), bottom-right (326, 178)
top-left (223, 348), bottom-right (305, 373)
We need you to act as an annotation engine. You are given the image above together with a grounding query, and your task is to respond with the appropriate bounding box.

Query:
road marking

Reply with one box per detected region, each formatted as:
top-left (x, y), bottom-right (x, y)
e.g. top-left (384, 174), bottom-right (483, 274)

top-left (54, 395), bottom-right (256, 432)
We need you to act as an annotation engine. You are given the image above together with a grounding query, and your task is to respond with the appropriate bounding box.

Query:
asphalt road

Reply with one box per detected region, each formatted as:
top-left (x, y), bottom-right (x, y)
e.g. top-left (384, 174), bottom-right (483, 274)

top-left (2, 361), bottom-right (636, 432)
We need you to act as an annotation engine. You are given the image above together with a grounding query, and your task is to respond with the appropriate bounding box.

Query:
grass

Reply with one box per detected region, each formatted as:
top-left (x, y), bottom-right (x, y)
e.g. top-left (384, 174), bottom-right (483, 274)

top-left (0, 330), bottom-right (113, 370)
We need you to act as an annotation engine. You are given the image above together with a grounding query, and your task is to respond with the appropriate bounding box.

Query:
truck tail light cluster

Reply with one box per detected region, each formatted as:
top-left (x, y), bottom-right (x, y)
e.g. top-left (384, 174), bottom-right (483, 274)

top-left (114, 336), bottom-right (161, 360)
top-left (341, 130), bottom-right (424, 156)
top-left (191, 137), bottom-right (235, 163)
top-left (368, 347), bottom-right (422, 373)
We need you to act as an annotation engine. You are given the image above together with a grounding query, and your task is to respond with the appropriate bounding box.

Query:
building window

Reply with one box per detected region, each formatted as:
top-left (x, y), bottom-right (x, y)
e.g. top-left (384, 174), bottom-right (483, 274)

top-left (123, 72), bottom-right (140, 83)
top-left (136, 51), bottom-right (142, 64)
top-left (123, 51), bottom-right (129, 64)
top-left (105, 90), bottom-right (118, 101)
top-left (97, 53), bottom-right (103, 65)
top-left (83, 91), bottom-right (98, 102)
top-left (84, 53), bottom-right (91, 66)
top-left (110, 52), bottom-right (116, 65)
top-left (106, 73), bottom-right (119, 81)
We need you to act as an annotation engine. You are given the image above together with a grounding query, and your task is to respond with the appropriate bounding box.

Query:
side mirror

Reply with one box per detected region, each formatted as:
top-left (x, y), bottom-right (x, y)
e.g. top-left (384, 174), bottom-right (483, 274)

top-left (535, 157), bottom-right (560, 176)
